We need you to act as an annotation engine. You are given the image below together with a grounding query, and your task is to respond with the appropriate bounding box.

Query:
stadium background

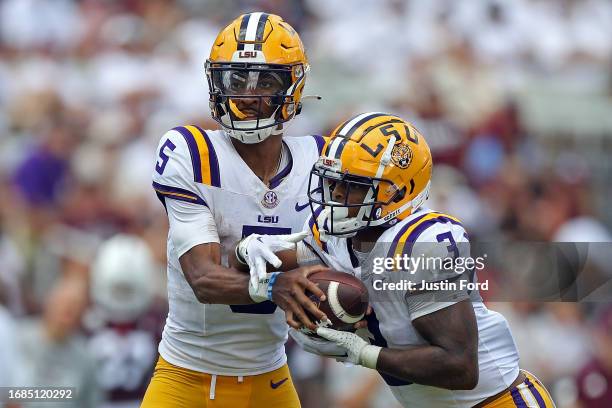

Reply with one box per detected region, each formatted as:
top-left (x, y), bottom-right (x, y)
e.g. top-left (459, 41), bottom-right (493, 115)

top-left (0, 0), bottom-right (611, 407)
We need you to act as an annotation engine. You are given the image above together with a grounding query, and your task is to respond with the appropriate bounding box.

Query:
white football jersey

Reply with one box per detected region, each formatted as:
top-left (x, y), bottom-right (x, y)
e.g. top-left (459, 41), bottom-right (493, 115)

top-left (152, 125), bottom-right (324, 375)
top-left (304, 208), bottom-right (520, 408)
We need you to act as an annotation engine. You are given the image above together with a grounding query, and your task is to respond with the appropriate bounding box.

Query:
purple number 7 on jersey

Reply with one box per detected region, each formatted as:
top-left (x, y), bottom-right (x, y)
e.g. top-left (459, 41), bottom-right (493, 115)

top-left (156, 139), bottom-right (176, 175)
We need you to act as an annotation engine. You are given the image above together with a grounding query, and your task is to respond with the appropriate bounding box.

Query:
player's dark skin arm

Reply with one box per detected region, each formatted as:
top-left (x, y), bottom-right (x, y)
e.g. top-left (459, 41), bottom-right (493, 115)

top-left (181, 243), bottom-right (327, 330)
top-left (375, 299), bottom-right (479, 390)
top-left (181, 243), bottom-right (252, 304)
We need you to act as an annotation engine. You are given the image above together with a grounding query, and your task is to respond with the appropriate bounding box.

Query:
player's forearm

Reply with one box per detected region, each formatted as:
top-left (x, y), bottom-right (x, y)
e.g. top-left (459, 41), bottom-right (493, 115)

top-left (275, 249), bottom-right (299, 270)
top-left (180, 243), bottom-right (253, 305)
top-left (186, 263), bottom-right (253, 304)
top-left (376, 345), bottom-right (478, 390)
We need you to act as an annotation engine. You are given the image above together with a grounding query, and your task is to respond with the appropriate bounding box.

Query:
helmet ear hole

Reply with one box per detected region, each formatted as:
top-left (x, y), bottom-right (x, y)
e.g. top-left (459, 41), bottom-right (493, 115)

top-left (393, 186), bottom-right (406, 203)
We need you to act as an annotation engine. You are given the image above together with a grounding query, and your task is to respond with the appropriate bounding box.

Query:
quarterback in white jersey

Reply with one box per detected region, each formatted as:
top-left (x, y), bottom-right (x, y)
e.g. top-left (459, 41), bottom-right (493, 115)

top-left (142, 13), bottom-right (329, 408)
top-left (240, 113), bottom-right (556, 408)
top-left (152, 125), bottom-right (324, 374)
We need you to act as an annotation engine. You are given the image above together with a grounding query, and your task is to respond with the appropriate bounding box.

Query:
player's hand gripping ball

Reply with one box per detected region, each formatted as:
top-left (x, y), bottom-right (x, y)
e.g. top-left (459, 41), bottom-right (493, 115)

top-left (304, 270), bottom-right (368, 334)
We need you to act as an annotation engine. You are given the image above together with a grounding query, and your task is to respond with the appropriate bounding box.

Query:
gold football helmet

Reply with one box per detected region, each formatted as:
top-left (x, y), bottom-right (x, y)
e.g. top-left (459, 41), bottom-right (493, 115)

top-left (308, 112), bottom-right (432, 237)
top-left (206, 13), bottom-right (309, 143)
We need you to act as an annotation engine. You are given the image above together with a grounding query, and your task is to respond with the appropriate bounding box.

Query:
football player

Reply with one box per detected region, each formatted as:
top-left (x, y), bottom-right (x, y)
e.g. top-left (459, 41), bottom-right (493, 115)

top-left (240, 112), bottom-right (557, 407)
top-left (142, 13), bottom-right (328, 408)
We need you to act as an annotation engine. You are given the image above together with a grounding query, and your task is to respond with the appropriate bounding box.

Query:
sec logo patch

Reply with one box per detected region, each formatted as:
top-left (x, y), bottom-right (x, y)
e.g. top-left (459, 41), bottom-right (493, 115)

top-left (262, 191), bottom-right (279, 208)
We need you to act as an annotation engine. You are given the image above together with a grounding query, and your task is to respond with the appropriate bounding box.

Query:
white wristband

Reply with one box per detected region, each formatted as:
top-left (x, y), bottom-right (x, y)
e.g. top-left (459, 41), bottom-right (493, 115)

top-left (359, 345), bottom-right (382, 369)
top-left (248, 272), bottom-right (280, 303)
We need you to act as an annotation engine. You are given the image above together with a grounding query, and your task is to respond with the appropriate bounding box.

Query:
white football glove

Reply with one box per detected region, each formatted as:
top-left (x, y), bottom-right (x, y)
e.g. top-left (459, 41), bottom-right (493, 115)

top-left (316, 327), bottom-right (382, 369)
top-left (289, 328), bottom-right (348, 359)
top-left (237, 231), bottom-right (309, 287)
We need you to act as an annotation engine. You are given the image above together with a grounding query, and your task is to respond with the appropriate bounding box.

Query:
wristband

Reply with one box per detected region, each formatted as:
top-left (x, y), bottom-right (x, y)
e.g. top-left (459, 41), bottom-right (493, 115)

top-left (249, 272), bottom-right (280, 303)
top-left (266, 272), bottom-right (280, 301)
top-left (359, 345), bottom-right (382, 369)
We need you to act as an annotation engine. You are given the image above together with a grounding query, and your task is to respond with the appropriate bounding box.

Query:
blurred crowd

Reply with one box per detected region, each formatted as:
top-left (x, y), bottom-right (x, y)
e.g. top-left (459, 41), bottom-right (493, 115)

top-left (1, 0), bottom-right (611, 407)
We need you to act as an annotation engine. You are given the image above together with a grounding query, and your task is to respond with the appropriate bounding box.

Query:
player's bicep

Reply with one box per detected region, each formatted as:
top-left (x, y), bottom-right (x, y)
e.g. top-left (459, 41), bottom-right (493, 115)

top-left (412, 299), bottom-right (478, 358)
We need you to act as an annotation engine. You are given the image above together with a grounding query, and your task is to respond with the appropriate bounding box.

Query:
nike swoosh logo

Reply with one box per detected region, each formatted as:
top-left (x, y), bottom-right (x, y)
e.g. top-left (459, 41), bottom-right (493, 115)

top-left (270, 377), bottom-right (289, 389)
top-left (295, 202), bottom-right (309, 212)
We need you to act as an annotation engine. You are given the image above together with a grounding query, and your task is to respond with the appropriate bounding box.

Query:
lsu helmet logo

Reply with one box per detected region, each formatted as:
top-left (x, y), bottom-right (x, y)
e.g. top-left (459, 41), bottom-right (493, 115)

top-left (238, 51), bottom-right (258, 58)
top-left (318, 157), bottom-right (341, 171)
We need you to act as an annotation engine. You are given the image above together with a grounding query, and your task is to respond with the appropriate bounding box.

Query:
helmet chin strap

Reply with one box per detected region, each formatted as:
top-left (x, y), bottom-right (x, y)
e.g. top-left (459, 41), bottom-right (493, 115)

top-left (227, 127), bottom-right (275, 144)
top-left (270, 124), bottom-right (283, 136)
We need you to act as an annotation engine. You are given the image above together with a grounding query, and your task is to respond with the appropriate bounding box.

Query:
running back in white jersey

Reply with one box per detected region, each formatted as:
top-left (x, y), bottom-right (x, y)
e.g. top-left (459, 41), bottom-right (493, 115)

top-left (152, 125), bottom-right (324, 375)
top-left (303, 208), bottom-right (520, 408)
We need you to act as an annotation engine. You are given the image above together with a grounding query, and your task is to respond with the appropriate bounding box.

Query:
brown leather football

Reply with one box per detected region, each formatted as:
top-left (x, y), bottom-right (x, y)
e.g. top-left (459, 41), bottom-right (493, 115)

top-left (306, 270), bottom-right (369, 332)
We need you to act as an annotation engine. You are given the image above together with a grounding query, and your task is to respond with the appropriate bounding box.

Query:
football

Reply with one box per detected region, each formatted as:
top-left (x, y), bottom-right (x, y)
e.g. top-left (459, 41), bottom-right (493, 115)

top-left (306, 270), bottom-right (369, 332)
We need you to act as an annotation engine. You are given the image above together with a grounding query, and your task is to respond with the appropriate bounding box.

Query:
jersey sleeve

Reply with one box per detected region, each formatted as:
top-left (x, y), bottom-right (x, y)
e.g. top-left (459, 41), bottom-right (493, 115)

top-left (152, 126), bottom-right (221, 256)
top-left (166, 198), bottom-right (220, 257)
top-left (387, 212), bottom-right (472, 320)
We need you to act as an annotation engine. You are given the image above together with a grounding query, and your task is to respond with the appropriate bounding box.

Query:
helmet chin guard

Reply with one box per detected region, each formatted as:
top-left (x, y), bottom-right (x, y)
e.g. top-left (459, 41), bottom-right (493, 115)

top-left (217, 98), bottom-right (285, 143)
top-left (221, 116), bottom-right (279, 144)
top-left (315, 206), bottom-right (364, 239)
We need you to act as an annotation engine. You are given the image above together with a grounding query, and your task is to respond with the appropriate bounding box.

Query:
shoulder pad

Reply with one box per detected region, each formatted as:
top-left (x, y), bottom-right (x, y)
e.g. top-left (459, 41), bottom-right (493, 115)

top-left (387, 212), bottom-right (464, 258)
